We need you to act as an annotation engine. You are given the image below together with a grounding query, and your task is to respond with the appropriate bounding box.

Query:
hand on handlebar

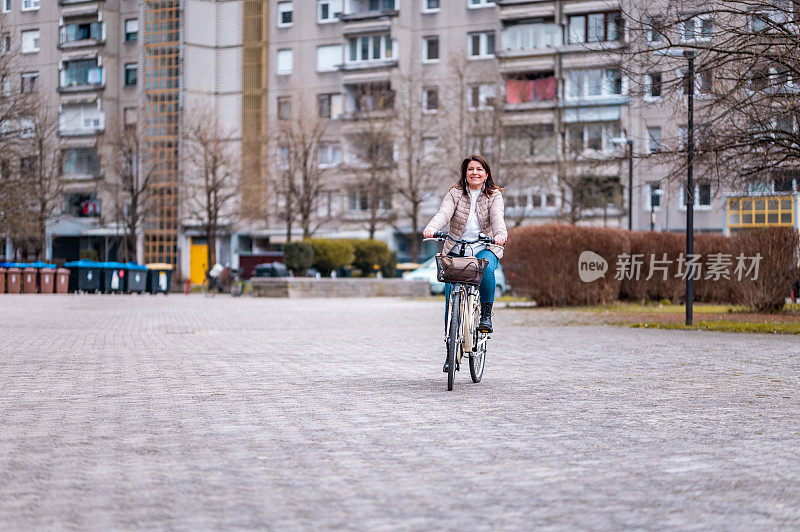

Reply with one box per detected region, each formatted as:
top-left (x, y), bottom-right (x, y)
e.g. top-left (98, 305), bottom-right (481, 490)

top-left (423, 229), bottom-right (434, 239)
top-left (494, 236), bottom-right (506, 246)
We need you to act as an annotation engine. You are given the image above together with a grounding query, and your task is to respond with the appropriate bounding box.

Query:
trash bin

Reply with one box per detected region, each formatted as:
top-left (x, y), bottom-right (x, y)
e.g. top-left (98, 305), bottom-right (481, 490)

top-left (145, 263), bottom-right (174, 294)
top-left (5, 265), bottom-right (21, 293)
top-left (55, 268), bottom-right (70, 294)
top-left (30, 261), bottom-right (57, 294)
top-left (22, 265), bottom-right (37, 293)
top-left (125, 263), bottom-right (148, 293)
top-left (64, 260), bottom-right (102, 293)
top-left (0, 267), bottom-right (5, 294)
top-left (254, 262), bottom-right (290, 277)
top-left (100, 262), bottom-right (127, 293)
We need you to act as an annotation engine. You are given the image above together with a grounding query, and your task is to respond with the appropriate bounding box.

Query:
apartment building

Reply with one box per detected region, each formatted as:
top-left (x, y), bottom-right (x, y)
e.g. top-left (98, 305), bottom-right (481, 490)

top-left (1, 0), bottom-right (140, 261)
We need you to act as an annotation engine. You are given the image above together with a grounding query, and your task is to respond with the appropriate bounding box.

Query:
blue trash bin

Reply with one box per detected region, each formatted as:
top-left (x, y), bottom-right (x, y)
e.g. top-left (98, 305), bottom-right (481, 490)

top-left (125, 263), bottom-right (148, 293)
top-left (64, 260), bottom-right (102, 293)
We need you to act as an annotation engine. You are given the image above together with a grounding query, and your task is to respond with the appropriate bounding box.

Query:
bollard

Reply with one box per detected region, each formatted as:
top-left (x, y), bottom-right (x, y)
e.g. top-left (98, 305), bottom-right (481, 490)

top-left (186, 278), bottom-right (191, 295)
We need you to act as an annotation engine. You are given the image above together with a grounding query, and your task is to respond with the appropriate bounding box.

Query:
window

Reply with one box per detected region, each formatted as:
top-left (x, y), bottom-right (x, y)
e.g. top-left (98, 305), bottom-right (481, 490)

top-left (347, 34), bottom-right (395, 63)
top-left (318, 0), bottom-right (343, 23)
top-left (467, 84), bottom-right (495, 108)
top-left (61, 58), bottom-right (102, 87)
top-left (468, 0), bottom-right (494, 9)
top-left (468, 31), bottom-right (495, 58)
top-left (423, 0), bottom-right (439, 13)
top-left (124, 107), bottom-right (137, 127)
top-left (647, 182), bottom-right (662, 210)
top-left (680, 14), bottom-right (713, 41)
top-left (423, 87), bottom-right (438, 111)
top-left (20, 71), bottom-right (38, 92)
top-left (277, 96), bottom-right (291, 120)
top-left (647, 127), bottom-right (662, 153)
top-left (1, 33), bottom-right (9, 54)
top-left (318, 142), bottom-right (342, 167)
top-left (347, 183), bottom-right (392, 211)
top-left (21, 0), bottom-right (39, 11)
top-left (61, 22), bottom-right (103, 44)
top-left (773, 170), bottom-right (798, 192)
top-left (317, 44), bottom-right (342, 72)
top-left (1, 74), bottom-right (9, 95)
top-left (2, 0), bottom-right (10, 13)
top-left (647, 16), bottom-right (664, 42)
top-left (567, 122), bottom-right (620, 153)
top-left (422, 137), bottom-right (438, 159)
top-left (501, 21), bottom-right (562, 51)
top-left (21, 29), bottom-right (39, 53)
top-left (647, 72), bottom-right (662, 98)
top-left (423, 36), bottom-right (439, 62)
top-left (278, 2), bottom-right (293, 27)
top-left (568, 12), bottom-right (624, 44)
top-left (317, 93), bottom-right (342, 118)
top-left (566, 69), bottom-right (624, 99)
top-left (276, 49), bottom-right (293, 74)
top-left (681, 68), bottom-right (713, 95)
top-left (277, 146), bottom-right (290, 169)
top-left (124, 63), bottom-right (137, 86)
top-left (125, 19), bottom-right (138, 42)
top-left (680, 183), bottom-right (712, 208)
top-left (62, 148), bottom-right (100, 176)
top-left (59, 104), bottom-right (104, 134)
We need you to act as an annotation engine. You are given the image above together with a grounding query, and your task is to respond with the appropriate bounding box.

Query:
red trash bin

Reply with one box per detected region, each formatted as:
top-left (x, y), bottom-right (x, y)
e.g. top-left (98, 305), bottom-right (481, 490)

top-left (55, 268), bottom-right (70, 294)
top-left (0, 268), bottom-right (5, 294)
top-left (6, 267), bottom-right (20, 293)
top-left (39, 268), bottom-right (55, 293)
top-left (22, 267), bottom-right (38, 293)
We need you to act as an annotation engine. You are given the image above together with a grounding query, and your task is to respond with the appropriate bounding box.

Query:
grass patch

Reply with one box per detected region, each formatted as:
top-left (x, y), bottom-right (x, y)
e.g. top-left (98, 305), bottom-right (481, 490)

top-left (631, 320), bottom-right (800, 334)
top-left (579, 302), bottom-right (746, 314)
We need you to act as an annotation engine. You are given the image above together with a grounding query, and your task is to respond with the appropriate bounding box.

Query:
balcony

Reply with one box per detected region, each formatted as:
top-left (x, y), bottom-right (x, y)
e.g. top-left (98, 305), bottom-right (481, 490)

top-left (499, 22), bottom-right (561, 57)
top-left (504, 75), bottom-right (558, 110)
top-left (59, 0), bottom-right (104, 5)
top-left (496, 1), bottom-right (555, 20)
top-left (59, 62), bottom-right (104, 93)
top-left (58, 22), bottom-right (105, 50)
top-left (61, 148), bottom-right (102, 181)
top-left (59, 106), bottom-right (105, 137)
top-left (340, 0), bottom-right (398, 22)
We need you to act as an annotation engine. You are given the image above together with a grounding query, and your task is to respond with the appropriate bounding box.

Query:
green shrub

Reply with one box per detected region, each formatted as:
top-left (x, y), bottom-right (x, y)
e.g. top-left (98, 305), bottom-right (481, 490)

top-left (352, 239), bottom-right (394, 277)
top-left (381, 250), bottom-right (398, 278)
top-left (283, 241), bottom-right (314, 275)
top-left (79, 249), bottom-right (99, 261)
top-left (307, 238), bottom-right (354, 276)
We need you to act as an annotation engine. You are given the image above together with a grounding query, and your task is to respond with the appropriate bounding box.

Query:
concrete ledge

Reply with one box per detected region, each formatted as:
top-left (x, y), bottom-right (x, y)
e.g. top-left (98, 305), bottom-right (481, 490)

top-left (250, 277), bottom-right (430, 298)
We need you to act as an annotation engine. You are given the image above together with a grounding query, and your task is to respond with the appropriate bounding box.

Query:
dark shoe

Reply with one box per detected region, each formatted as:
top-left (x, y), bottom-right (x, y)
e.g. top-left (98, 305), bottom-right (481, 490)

top-left (478, 302), bottom-right (493, 333)
top-left (443, 360), bottom-right (449, 372)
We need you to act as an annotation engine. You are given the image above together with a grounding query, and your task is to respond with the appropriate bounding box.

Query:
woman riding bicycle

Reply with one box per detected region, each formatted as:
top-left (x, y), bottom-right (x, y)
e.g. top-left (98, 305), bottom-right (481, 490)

top-left (423, 155), bottom-right (507, 334)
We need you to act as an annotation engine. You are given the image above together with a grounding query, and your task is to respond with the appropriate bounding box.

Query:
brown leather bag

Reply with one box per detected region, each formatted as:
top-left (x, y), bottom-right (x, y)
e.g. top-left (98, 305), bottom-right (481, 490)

top-left (435, 254), bottom-right (487, 286)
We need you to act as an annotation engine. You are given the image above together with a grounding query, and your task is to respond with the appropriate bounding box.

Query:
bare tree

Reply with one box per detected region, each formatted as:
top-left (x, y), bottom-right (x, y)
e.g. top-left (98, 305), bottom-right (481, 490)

top-left (622, 0), bottom-right (800, 190)
top-left (101, 115), bottom-right (154, 262)
top-left (391, 72), bottom-right (444, 262)
top-left (273, 102), bottom-right (332, 241)
top-left (346, 82), bottom-right (396, 240)
top-left (182, 106), bottom-right (240, 269)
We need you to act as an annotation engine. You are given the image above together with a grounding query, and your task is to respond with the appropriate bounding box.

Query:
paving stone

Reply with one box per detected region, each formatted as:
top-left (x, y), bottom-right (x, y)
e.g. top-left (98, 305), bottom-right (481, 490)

top-left (0, 294), bottom-right (798, 529)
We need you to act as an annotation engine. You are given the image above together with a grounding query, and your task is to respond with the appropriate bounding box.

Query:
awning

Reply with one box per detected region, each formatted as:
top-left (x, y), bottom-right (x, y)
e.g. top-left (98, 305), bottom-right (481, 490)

top-left (562, 105), bottom-right (621, 123)
top-left (61, 4), bottom-right (99, 17)
top-left (61, 49), bottom-right (98, 61)
top-left (60, 94), bottom-right (98, 105)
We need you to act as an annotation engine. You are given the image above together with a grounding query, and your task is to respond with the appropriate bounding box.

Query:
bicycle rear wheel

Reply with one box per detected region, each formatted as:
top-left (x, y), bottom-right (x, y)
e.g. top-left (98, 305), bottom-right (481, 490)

top-left (446, 291), bottom-right (461, 391)
top-left (230, 280), bottom-right (244, 297)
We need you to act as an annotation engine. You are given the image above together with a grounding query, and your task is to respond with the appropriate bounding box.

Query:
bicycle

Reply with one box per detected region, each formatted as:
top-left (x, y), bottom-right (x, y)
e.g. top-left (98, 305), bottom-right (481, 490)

top-left (201, 266), bottom-right (244, 297)
top-left (425, 232), bottom-right (498, 391)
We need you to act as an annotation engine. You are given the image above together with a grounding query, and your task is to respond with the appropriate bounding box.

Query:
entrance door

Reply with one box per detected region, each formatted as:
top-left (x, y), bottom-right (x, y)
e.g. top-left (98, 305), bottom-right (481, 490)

top-left (190, 237), bottom-right (208, 285)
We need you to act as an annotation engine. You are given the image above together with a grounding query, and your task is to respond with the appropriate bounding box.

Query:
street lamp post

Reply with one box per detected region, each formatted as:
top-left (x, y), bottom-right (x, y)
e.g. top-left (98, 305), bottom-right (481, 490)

top-left (685, 50), bottom-right (696, 326)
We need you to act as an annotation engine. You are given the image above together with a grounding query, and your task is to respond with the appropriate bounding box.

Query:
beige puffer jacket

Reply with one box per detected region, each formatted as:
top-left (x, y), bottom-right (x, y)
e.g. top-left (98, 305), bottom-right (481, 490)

top-left (424, 187), bottom-right (508, 259)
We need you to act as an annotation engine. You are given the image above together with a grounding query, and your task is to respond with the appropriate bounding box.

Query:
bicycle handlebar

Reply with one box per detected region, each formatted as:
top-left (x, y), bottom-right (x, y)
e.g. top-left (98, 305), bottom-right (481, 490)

top-left (423, 232), bottom-right (501, 246)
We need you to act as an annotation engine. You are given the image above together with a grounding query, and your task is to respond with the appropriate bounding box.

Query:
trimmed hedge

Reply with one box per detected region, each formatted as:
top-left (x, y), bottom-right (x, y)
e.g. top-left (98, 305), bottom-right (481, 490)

top-left (306, 238), bottom-right (355, 277)
top-left (504, 224), bottom-right (800, 310)
top-left (283, 241), bottom-right (314, 275)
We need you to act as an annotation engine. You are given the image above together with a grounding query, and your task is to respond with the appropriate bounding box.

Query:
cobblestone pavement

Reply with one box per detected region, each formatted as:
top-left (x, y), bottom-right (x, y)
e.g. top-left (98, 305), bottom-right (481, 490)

top-left (1, 295), bottom-right (799, 530)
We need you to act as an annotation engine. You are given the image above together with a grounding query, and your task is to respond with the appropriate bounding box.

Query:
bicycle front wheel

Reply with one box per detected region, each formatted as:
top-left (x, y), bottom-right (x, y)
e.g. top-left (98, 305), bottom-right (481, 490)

top-left (470, 333), bottom-right (487, 383)
top-left (230, 280), bottom-right (244, 297)
top-left (446, 291), bottom-right (461, 391)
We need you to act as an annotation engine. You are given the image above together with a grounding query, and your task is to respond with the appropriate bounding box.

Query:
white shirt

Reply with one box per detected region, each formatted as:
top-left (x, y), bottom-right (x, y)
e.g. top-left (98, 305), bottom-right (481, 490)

top-left (461, 188), bottom-right (486, 256)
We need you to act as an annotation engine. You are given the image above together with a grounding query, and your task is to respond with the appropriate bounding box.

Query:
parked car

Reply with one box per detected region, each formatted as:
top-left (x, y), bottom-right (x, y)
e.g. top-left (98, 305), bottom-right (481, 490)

top-left (402, 256), bottom-right (507, 297)
top-left (254, 262), bottom-right (290, 277)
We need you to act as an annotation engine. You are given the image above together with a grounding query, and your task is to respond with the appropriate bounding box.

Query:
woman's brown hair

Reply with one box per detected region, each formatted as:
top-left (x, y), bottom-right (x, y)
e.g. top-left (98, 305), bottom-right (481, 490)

top-left (454, 154), bottom-right (501, 197)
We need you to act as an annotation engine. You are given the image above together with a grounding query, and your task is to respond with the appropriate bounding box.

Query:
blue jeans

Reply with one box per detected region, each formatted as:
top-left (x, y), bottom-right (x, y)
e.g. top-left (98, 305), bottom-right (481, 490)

top-left (444, 249), bottom-right (499, 324)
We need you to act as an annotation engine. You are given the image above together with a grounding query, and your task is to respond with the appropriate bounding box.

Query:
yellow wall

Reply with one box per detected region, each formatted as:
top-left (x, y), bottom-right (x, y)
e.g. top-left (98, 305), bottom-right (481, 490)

top-left (190, 239), bottom-right (208, 285)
